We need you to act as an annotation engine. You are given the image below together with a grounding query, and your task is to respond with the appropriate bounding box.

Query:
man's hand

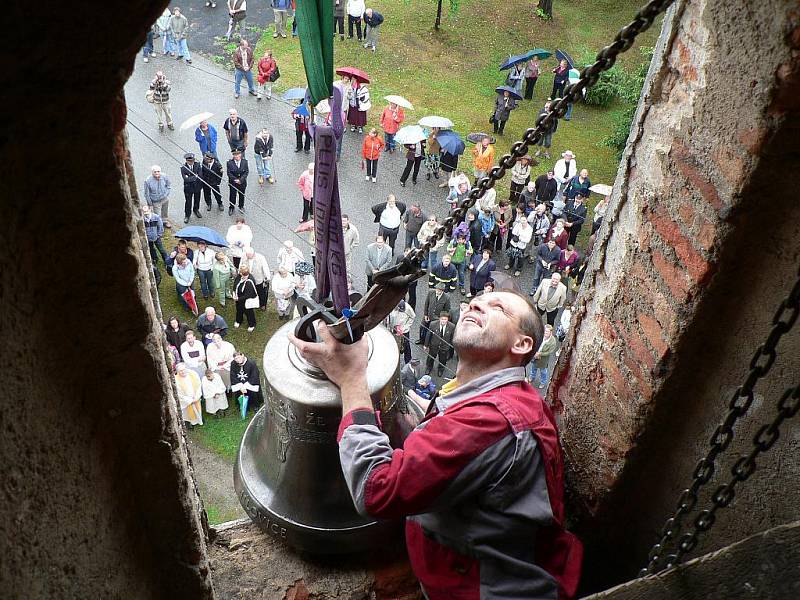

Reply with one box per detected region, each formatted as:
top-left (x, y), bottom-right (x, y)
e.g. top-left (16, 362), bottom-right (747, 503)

top-left (288, 322), bottom-right (369, 391)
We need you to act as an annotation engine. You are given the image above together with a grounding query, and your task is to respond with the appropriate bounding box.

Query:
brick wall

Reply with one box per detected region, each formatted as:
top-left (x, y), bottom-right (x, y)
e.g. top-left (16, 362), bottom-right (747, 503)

top-left (554, 0), bottom-right (800, 588)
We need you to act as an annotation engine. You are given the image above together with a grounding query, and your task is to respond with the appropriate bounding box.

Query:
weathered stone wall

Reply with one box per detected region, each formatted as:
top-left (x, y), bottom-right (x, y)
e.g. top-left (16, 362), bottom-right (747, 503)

top-left (0, 1), bottom-right (213, 598)
top-left (553, 0), bottom-right (800, 588)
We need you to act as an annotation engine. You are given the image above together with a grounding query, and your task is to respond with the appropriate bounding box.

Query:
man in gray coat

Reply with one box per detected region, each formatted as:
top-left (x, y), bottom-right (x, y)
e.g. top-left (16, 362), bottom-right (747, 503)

top-left (342, 215), bottom-right (360, 274)
top-left (143, 165), bottom-right (172, 228)
top-left (364, 235), bottom-right (392, 289)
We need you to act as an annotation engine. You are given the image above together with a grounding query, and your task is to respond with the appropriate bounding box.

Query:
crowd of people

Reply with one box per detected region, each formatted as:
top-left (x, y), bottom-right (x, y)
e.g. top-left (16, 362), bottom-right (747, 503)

top-left (140, 2), bottom-right (608, 427)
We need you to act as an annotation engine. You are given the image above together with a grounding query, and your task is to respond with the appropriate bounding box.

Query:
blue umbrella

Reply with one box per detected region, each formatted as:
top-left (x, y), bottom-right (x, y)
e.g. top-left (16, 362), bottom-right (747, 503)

top-left (555, 49), bottom-right (575, 69)
top-left (436, 130), bottom-right (465, 156)
top-left (293, 102), bottom-right (310, 117)
top-left (495, 85), bottom-right (523, 101)
top-left (174, 226), bottom-right (228, 247)
top-left (499, 48), bottom-right (552, 70)
top-left (282, 87), bottom-right (308, 101)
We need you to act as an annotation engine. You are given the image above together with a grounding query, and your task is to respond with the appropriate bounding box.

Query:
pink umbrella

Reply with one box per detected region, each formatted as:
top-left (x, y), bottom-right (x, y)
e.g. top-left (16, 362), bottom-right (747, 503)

top-left (335, 66), bottom-right (370, 84)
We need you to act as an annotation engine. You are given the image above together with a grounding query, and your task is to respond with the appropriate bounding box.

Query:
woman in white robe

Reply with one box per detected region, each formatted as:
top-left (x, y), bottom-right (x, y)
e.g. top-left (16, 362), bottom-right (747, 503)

top-left (201, 369), bottom-right (229, 416)
top-left (174, 363), bottom-right (203, 427)
top-left (271, 266), bottom-right (296, 319)
top-left (205, 333), bottom-right (235, 389)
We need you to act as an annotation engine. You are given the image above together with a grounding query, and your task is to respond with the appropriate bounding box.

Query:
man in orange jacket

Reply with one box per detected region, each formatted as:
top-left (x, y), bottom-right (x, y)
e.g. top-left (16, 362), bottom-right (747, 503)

top-left (472, 135), bottom-right (495, 180)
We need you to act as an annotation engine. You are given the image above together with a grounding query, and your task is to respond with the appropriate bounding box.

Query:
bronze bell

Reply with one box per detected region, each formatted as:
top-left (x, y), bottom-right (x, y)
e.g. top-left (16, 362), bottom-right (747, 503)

top-left (234, 319), bottom-right (423, 553)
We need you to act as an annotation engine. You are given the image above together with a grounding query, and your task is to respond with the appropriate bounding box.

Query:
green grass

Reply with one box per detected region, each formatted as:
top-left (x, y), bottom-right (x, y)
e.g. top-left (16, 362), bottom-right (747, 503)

top-left (256, 0), bottom-right (660, 206)
top-left (157, 232), bottom-right (282, 462)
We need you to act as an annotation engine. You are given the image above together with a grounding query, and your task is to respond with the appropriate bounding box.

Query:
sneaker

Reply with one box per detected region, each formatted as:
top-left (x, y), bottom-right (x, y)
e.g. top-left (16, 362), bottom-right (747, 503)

top-left (249, 90), bottom-right (257, 96)
top-left (150, 52), bottom-right (157, 57)
top-left (358, 127), bottom-right (363, 134)
top-left (363, 43), bottom-right (369, 49)
top-left (167, 123), bottom-right (174, 130)
top-left (268, 177), bottom-right (275, 184)
top-left (466, 292), bottom-right (473, 298)
top-left (205, 1), bottom-right (210, 6)
top-left (365, 175), bottom-right (370, 181)
top-left (193, 210), bottom-right (203, 219)
top-left (183, 216), bottom-right (190, 223)
top-left (234, 93), bottom-right (240, 99)
top-left (273, 32), bottom-right (279, 38)
top-left (371, 47), bottom-right (376, 53)
top-left (234, 322), bottom-right (240, 328)
top-left (211, 1), bottom-right (216, 6)
top-left (206, 205), bottom-right (212, 211)
top-left (534, 150), bottom-right (541, 157)
top-left (514, 271), bottom-right (521, 277)
top-left (143, 57), bottom-right (149, 63)
top-left (371, 177), bottom-right (376, 183)
top-left (159, 124), bottom-right (165, 132)
top-left (350, 126), bottom-right (356, 132)
top-left (280, 33), bottom-right (287, 38)
top-left (218, 204), bottom-right (224, 211)
top-left (247, 327), bottom-right (255, 332)
top-left (504, 264), bottom-right (511, 270)
top-left (186, 59), bottom-right (192, 64)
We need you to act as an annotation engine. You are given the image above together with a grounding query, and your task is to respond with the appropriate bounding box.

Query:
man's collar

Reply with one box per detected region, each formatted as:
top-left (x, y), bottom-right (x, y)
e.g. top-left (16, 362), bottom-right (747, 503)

top-left (435, 366), bottom-right (527, 413)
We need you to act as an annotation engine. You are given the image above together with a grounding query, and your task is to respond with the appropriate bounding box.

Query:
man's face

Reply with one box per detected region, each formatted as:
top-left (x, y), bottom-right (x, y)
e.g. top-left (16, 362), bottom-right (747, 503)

top-left (482, 250), bottom-right (490, 260)
top-left (342, 217), bottom-right (349, 229)
top-left (142, 206), bottom-right (151, 217)
top-left (235, 354), bottom-right (245, 365)
top-left (412, 205), bottom-right (420, 215)
top-left (439, 316), bottom-right (449, 327)
top-left (551, 275), bottom-right (561, 287)
top-left (152, 169), bottom-right (161, 179)
top-left (536, 205), bottom-right (545, 215)
top-left (173, 8), bottom-right (180, 16)
top-left (186, 331), bottom-right (195, 343)
top-left (442, 256), bottom-right (451, 266)
top-left (229, 110), bottom-right (238, 122)
top-left (455, 292), bottom-right (531, 361)
top-left (376, 237), bottom-right (384, 248)
top-left (548, 240), bottom-right (556, 250)
top-left (200, 120), bottom-right (208, 129)
top-left (547, 172), bottom-right (554, 180)
top-left (205, 310), bottom-right (215, 322)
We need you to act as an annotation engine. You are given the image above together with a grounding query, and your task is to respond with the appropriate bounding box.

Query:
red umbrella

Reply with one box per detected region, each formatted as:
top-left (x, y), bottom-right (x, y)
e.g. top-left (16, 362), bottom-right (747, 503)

top-left (335, 66), bottom-right (370, 84)
top-left (182, 288), bottom-right (199, 316)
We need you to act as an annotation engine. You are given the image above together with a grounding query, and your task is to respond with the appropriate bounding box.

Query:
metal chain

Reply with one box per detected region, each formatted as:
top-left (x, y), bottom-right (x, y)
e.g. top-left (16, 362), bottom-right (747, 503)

top-left (640, 265), bottom-right (800, 576)
top-left (406, 0), bottom-right (677, 269)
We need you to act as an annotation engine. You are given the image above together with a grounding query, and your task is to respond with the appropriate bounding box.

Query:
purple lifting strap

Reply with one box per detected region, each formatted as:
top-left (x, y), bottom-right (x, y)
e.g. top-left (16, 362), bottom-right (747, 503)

top-left (312, 125), bottom-right (349, 313)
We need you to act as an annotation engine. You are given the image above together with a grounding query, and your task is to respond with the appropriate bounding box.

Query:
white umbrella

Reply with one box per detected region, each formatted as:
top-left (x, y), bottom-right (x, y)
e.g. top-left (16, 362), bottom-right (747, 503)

top-left (394, 125), bottom-right (427, 145)
top-left (589, 183), bottom-right (613, 196)
top-left (179, 111), bottom-right (214, 131)
top-left (384, 95), bottom-right (414, 110)
top-left (419, 115), bottom-right (453, 129)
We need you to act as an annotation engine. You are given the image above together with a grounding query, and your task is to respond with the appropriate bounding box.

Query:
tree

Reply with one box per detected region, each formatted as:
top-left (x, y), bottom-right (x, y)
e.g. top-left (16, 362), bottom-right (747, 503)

top-left (433, 0), bottom-right (460, 30)
top-left (538, 0), bottom-right (554, 20)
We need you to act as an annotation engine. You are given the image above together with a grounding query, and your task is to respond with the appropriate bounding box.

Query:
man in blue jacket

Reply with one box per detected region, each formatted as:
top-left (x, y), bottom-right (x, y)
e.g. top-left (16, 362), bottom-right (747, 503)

top-left (363, 8), bottom-right (383, 52)
top-left (194, 120), bottom-right (218, 159)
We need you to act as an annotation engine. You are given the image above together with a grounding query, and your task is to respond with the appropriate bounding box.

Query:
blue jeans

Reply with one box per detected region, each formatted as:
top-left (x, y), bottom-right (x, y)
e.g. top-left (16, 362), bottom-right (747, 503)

top-left (404, 230), bottom-right (419, 250)
top-left (197, 269), bottom-right (213, 298)
top-left (164, 32), bottom-right (177, 54)
top-left (565, 102), bottom-right (574, 120)
top-left (176, 38), bottom-right (191, 60)
top-left (255, 155), bottom-right (272, 178)
top-left (454, 261), bottom-right (466, 288)
top-left (422, 249), bottom-right (438, 270)
top-left (235, 69), bottom-right (255, 95)
top-left (529, 365), bottom-right (549, 387)
top-left (143, 30), bottom-right (154, 57)
top-left (385, 132), bottom-right (396, 152)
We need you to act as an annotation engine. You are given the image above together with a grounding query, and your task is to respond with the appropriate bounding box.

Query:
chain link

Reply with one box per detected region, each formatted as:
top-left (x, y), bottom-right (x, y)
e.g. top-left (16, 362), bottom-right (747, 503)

top-left (640, 264), bottom-right (800, 576)
top-left (405, 0), bottom-right (677, 269)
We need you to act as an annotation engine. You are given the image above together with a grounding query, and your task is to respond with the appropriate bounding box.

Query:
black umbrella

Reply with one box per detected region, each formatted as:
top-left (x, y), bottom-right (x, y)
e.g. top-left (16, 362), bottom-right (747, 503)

top-left (467, 132), bottom-right (496, 144)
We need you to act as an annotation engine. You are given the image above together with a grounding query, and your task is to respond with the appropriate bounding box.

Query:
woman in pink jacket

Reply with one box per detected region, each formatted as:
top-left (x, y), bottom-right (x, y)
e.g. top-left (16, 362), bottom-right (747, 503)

top-left (296, 162), bottom-right (314, 223)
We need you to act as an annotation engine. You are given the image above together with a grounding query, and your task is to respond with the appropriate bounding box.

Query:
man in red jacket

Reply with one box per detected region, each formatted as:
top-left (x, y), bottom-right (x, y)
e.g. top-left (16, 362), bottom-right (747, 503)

top-left (290, 291), bottom-right (582, 599)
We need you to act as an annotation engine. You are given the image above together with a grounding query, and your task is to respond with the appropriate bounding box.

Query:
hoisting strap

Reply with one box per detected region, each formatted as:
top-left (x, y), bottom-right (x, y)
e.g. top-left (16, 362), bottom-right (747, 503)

top-left (296, 0), bottom-right (334, 104)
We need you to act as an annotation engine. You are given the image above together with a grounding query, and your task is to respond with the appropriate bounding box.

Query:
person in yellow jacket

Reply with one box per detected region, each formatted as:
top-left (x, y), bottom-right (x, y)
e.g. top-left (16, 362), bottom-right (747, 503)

top-left (471, 136), bottom-right (495, 180)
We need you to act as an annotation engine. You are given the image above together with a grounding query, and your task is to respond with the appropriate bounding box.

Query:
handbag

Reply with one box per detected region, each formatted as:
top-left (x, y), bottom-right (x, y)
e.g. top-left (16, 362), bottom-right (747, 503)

top-left (268, 65), bottom-right (281, 82)
top-left (489, 113), bottom-right (496, 125)
top-left (244, 297), bottom-right (259, 309)
top-left (145, 89), bottom-right (155, 103)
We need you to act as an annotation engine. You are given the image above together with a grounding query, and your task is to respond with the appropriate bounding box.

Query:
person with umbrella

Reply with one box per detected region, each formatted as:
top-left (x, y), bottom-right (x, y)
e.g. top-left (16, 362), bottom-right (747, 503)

top-left (233, 264), bottom-right (258, 332)
top-left (524, 56), bottom-right (541, 100)
top-left (346, 76), bottom-right (371, 134)
top-left (425, 128), bottom-right (441, 181)
top-left (194, 119), bottom-right (218, 159)
top-left (551, 58), bottom-right (570, 99)
top-left (493, 89), bottom-right (518, 136)
top-left (400, 139), bottom-right (425, 187)
top-left (292, 102), bottom-right (312, 153)
top-left (379, 100), bottom-right (404, 153)
top-left (173, 253), bottom-right (196, 312)
top-left (506, 61), bottom-right (525, 95)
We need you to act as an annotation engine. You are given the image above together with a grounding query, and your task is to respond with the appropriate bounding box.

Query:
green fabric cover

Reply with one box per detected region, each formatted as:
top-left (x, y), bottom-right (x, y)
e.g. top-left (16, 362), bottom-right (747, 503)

top-left (296, 0), bottom-right (334, 104)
